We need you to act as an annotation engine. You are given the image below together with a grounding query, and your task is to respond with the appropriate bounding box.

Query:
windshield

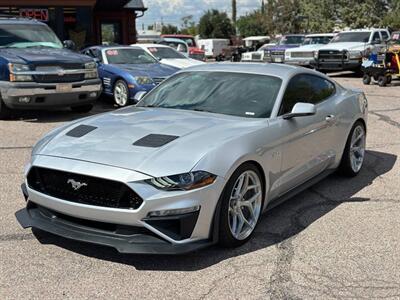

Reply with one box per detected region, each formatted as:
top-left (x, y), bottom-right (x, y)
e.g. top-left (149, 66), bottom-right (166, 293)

top-left (0, 24), bottom-right (62, 49)
top-left (331, 32), bottom-right (370, 43)
top-left (147, 47), bottom-right (186, 59)
top-left (137, 71), bottom-right (282, 118)
top-left (303, 36), bottom-right (333, 45)
top-left (105, 48), bottom-right (157, 64)
top-left (280, 36), bottom-right (305, 45)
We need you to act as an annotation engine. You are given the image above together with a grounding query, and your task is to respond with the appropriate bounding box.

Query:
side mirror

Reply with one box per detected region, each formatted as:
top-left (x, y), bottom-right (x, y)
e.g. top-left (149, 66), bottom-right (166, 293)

top-left (133, 91), bottom-right (147, 103)
top-left (63, 40), bottom-right (76, 50)
top-left (283, 102), bottom-right (316, 120)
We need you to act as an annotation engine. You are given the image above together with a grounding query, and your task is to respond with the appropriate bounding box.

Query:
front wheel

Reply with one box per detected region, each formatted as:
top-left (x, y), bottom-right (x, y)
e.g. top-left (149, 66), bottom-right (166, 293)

top-left (113, 80), bottom-right (130, 107)
top-left (338, 121), bottom-right (366, 177)
top-left (362, 74), bottom-right (371, 85)
top-left (219, 163), bottom-right (264, 248)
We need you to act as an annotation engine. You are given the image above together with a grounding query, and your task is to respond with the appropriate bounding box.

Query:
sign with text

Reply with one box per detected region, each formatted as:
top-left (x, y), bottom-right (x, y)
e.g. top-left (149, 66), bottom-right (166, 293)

top-left (19, 9), bottom-right (49, 22)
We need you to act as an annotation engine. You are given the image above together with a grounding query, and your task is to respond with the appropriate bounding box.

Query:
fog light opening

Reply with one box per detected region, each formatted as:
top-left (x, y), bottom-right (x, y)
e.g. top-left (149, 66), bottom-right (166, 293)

top-left (18, 96), bottom-right (31, 103)
top-left (147, 206), bottom-right (200, 218)
top-left (89, 92), bottom-right (97, 98)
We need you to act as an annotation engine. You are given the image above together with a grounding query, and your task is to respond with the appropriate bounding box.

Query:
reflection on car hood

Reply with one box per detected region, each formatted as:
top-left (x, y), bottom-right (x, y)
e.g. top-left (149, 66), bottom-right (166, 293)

top-left (37, 107), bottom-right (264, 177)
top-left (0, 47), bottom-right (93, 65)
top-left (160, 58), bottom-right (204, 69)
top-left (111, 63), bottom-right (179, 78)
top-left (318, 42), bottom-right (368, 51)
top-left (287, 44), bottom-right (326, 52)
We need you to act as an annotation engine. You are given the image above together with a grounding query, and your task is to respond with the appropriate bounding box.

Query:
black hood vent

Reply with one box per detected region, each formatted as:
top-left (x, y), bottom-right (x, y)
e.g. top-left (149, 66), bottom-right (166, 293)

top-left (66, 125), bottom-right (97, 138)
top-left (133, 134), bottom-right (179, 148)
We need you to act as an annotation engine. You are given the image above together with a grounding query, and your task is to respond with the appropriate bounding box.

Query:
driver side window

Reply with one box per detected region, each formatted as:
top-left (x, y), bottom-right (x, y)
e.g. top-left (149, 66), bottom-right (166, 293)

top-left (372, 32), bottom-right (381, 43)
top-left (280, 74), bottom-right (335, 115)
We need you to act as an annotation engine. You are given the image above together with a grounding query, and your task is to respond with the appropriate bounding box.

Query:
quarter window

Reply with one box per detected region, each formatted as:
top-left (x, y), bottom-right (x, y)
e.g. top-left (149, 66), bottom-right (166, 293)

top-left (280, 74), bottom-right (336, 115)
top-left (372, 32), bottom-right (381, 43)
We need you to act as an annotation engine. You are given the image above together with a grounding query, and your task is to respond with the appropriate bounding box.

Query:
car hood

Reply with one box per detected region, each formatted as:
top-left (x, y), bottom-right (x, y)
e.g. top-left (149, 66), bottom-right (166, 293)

top-left (318, 42), bottom-right (368, 51)
top-left (0, 47), bottom-right (93, 65)
top-left (288, 44), bottom-right (325, 52)
top-left (112, 63), bottom-right (179, 78)
top-left (268, 45), bottom-right (300, 51)
top-left (36, 107), bottom-right (263, 177)
top-left (160, 58), bottom-right (204, 69)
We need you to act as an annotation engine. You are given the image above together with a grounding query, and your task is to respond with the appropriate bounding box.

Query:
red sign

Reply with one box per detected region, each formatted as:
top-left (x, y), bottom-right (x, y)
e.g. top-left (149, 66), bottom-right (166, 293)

top-left (19, 9), bottom-right (49, 22)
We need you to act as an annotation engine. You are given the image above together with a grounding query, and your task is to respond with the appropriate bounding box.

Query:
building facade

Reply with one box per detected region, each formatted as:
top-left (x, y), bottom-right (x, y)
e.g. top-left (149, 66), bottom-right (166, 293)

top-left (0, 0), bottom-right (147, 48)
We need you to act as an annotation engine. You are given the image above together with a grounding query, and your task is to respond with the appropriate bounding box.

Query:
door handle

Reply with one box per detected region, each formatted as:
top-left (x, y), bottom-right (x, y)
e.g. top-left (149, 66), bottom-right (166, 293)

top-left (325, 115), bottom-right (336, 123)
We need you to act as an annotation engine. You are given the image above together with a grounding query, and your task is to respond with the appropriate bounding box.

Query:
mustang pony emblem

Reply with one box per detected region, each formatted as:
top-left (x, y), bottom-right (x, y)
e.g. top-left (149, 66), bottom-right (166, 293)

top-left (67, 179), bottom-right (88, 191)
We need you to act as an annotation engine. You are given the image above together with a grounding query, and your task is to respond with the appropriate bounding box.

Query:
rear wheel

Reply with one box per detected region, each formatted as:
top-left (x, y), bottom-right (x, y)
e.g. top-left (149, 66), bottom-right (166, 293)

top-left (339, 121), bottom-right (366, 177)
top-left (71, 104), bottom-right (93, 113)
top-left (362, 74), bottom-right (371, 85)
top-left (219, 163), bottom-right (264, 248)
top-left (386, 75), bottom-right (392, 84)
top-left (113, 80), bottom-right (129, 107)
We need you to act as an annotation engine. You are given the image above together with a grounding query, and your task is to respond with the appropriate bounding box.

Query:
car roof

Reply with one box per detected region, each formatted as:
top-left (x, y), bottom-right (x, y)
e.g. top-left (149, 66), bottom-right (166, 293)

top-left (181, 62), bottom-right (320, 79)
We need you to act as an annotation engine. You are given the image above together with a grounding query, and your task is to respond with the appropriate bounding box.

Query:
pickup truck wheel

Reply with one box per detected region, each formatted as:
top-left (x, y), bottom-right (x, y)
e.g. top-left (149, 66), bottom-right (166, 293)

top-left (113, 80), bottom-right (129, 107)
top-left (0, 98), bottom-right (12, 120)
top-left (71, 104), bottom-right (93, 113)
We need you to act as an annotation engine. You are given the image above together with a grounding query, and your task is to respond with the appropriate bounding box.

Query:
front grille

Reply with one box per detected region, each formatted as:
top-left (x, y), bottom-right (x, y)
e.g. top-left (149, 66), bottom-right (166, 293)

top-left (27, 167), bottom-right (143, 210)
top-left (152, 77), bottom-right (165, 85)
top-left (318, 50), bottom-right (348, 61)
top-left (271, 51), bottom-right (285, 56)
top-left (291, 52), bottom-right (314, 58)
top-left (252, 53), bottom-right (262, 60)
top-left (35, 63), bottom-right (84, 70)
top-left (34, 74), bottom-right (84, 83)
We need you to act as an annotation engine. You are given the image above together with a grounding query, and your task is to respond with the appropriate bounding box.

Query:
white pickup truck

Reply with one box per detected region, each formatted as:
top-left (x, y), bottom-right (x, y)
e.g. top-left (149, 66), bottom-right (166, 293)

top-left (313, 28), bottom-right (390, 73)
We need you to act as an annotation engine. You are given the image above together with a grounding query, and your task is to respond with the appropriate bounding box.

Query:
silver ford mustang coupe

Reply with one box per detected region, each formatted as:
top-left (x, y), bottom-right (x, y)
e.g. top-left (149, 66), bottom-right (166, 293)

top-left (16, 63), bottom-right (368, 254)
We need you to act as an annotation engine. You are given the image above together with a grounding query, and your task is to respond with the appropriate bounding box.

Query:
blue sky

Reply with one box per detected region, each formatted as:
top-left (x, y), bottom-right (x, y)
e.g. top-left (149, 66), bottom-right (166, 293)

top-left (138, 0), bottom-right (262, 30)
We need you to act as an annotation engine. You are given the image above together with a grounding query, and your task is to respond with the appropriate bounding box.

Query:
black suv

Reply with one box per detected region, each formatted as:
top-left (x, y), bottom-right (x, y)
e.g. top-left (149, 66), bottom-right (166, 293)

top-left (0, 16), bottom-right (102, 119)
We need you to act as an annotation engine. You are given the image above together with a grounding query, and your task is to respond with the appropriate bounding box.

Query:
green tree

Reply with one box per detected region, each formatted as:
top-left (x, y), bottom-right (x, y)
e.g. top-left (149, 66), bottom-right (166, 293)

top-left (161, 24), bottom-right (178, 34)
top-left (299, 0), bottom-right (337, 32)
top-left (198, 10), bottom-right (235, 38)
top-left (383, 0), bottom-right (400, 29)
top-left (237, 11), bottom-right (267, 37)
top-left (180, 15), bottom-right (197, 35)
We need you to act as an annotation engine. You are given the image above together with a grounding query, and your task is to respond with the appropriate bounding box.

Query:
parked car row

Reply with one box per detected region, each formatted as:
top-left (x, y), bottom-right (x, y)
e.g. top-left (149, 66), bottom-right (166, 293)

top-left (242, 28), bottom-right (391, 74)
top-left (0, 17), bottom-right (208, 118)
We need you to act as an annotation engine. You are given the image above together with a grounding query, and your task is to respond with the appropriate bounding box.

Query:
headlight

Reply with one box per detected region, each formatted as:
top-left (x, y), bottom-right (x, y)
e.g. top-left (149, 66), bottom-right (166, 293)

top-left (146, 171), bottom-right (217, 191)
top-left (264, 50), bottom-right (271, 56)
top-left (84, 70), bottom-right (98, 79)
top-left (314, 51), bottom-right (319, 59)
top-left (285, 52), bottom-right (291, 58)
top-left (8, 63), bottom-right (30, 73)
top-left (349, 50), bottom-right (362, 59)
top-left (84, 62), bottom-right (97, 69)
top-left (135, 76), bottom-right (154, 85)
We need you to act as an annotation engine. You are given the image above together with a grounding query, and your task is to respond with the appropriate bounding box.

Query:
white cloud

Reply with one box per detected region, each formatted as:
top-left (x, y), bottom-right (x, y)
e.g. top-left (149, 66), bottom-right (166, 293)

top-left (140, 0), bottom-right (261, 27)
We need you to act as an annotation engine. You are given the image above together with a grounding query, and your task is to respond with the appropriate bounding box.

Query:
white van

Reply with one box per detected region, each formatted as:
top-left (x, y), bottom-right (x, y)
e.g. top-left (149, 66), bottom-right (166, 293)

top-left (198, 39), bottom-right (230, 58)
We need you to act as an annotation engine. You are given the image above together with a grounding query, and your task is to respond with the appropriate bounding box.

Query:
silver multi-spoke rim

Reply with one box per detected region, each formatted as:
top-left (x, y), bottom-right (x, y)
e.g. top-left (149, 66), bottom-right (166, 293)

top-left (350, 125), bottom-right (366, 173)
top-left (114, 82), bottom-right (128, 106)
top-left (228, 170), bottom-right (262, 240)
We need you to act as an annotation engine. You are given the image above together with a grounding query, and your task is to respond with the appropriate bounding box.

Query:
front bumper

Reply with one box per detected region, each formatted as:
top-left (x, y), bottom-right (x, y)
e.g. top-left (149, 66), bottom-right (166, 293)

top-left (16, 156), bottom-right (225, 254)
top-left (312, 59), bottom-right (362, 71)
top-left (1, 79), bottom-right (102, 110)
top-left (285, 58), bottom-right (314, 66)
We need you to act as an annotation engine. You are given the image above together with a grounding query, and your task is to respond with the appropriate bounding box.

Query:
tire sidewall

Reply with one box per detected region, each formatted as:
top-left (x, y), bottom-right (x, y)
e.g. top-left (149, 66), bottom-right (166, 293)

top-left (218, 163), bottom-right (265, 247)
top-left (113, 80), bottom-right (130, 107)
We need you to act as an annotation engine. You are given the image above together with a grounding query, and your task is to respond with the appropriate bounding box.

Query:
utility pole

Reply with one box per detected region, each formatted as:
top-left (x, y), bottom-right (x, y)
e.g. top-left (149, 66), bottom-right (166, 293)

top-left (232, 0), bottom-right (237, 35)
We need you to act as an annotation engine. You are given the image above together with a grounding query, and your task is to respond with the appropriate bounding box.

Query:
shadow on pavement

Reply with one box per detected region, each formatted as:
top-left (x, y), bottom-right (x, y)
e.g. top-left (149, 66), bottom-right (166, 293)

top-left (33, 150), bottom-right (397, 271)
top-left (2, 96), bottom-right (114, 123)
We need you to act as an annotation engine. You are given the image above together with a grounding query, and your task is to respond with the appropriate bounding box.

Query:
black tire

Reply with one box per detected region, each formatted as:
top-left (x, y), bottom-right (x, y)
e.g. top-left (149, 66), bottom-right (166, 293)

top-left (362, 74), bottom-right (371, 85)
top-left (386, 75), bottom-right (392, 84)
top-left (71, 104), bottom-right (93, 113)
top-left (219, 163), bottom-right (264, 248)
top-left (113, 79), bottom-right (130, 107)
top-left (378, 75), bottom-right (387, 87)
top-left (338, 121), bottom-right (366, 177)
top-left (0, 97), bottom-right (12, 120)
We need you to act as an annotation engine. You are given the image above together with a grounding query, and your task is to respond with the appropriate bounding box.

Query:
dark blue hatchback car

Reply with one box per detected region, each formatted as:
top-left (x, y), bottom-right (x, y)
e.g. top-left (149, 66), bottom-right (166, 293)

top-left (82, 46), bottom-right (179, 107)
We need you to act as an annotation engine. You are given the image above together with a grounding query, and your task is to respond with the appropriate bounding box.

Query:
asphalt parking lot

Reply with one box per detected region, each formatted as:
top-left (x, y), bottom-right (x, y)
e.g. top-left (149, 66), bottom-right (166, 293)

top-left (1, 74), bottom-right (399, 299)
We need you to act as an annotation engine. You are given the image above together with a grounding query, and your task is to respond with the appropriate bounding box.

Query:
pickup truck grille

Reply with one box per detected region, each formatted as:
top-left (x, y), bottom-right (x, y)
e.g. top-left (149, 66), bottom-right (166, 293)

top-left (318, 50), bottom-right (348, 61)
top-left (27, 167), bottom-right (143, 210)
top-left (34, 74), bottom-right (84, 83)
top-left (271, 50), bottom-right (285, 56)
